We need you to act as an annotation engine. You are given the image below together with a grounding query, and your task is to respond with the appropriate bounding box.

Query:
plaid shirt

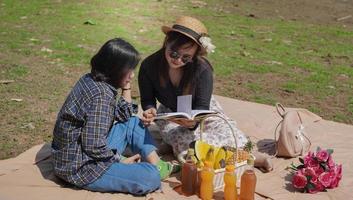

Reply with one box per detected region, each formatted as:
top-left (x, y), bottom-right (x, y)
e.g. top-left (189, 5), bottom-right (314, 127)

top-left (52, 73), bottom-right (137, 186)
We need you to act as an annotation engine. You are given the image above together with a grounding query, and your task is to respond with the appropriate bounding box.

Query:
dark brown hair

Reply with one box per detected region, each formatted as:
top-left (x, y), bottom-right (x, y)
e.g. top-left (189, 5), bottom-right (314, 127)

top-left (158, 31), bottom-right (203, 94)
top-left (90, 38), bottom-right (140, 88)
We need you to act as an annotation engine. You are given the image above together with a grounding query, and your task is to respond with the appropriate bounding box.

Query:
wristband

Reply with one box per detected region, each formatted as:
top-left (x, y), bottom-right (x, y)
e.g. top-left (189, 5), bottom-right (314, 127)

top-left (122, 88), bottom-right (131, 91)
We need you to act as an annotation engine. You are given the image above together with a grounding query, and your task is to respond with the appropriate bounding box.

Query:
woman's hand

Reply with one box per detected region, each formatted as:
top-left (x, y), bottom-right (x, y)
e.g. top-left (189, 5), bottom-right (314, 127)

top-left (141, 107), bottom-right (157, 126)
top-left (170, 119), bottom-right (197, 128)
top-left (121, 154), bottom-right (141, 164)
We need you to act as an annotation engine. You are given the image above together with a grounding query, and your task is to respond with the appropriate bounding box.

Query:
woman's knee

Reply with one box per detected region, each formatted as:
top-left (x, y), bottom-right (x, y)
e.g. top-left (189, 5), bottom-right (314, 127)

top-left (132, 164), bottom-right (160, 195)
top-left (143, 164), bottom-right (161, 186)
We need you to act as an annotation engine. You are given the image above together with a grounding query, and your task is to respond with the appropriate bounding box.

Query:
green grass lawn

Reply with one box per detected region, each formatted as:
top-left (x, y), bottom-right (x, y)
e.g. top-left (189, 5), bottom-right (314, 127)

top-left (0, 0), bottom-right (352, 159)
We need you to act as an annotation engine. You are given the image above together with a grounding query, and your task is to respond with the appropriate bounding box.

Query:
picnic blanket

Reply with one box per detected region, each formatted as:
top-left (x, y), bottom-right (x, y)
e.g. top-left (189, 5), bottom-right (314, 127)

top-left (0, 95), bottom-right (352, 200)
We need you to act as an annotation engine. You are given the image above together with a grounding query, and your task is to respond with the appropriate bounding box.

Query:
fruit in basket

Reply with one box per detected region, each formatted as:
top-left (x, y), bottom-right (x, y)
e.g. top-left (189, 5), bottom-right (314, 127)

top-left (237, 149), bottom-right (250, 163)
top-left (194, 141), bottom-right (212, 163)
top-left (225, 149), bottom-right (234, 164)
top-left (223, 146), bottom-right (250, 163)
top-left (193, 141), bottom-right (249, 169)
top-left (214, 147), bottom-right (226, 169)
top-left (205, 146), bottom-right (215, 167)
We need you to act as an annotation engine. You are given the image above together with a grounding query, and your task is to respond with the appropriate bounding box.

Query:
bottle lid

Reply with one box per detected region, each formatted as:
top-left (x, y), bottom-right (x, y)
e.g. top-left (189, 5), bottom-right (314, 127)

top-left (225, 165), bottom-right (235, 172)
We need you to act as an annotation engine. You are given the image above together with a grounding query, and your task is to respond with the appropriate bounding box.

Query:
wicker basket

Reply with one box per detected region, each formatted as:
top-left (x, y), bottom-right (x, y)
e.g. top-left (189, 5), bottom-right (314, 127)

top-left (197, 113), bottom-right (248, 190)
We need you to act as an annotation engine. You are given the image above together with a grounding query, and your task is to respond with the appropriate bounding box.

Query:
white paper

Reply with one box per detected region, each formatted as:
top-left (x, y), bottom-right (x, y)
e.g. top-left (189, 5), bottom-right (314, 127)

top-left (177, 95), bottom-right (192, 114)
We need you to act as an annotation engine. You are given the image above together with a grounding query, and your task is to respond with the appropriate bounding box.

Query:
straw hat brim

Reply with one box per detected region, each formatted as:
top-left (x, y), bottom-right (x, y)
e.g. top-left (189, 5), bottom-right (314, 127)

top-left (161, 25), bottom-right (202, 46)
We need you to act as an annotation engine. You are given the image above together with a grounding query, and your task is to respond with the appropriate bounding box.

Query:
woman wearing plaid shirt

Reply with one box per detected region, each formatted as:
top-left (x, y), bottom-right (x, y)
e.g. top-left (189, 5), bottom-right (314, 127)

top-left (51, 38), bottom-right (172, 195)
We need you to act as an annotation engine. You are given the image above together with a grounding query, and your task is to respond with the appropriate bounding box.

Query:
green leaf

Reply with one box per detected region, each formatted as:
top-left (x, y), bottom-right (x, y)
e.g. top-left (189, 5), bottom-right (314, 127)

top-left (83, 20), bottom-right (96, 25)
top-left (327, 149), bottom-right (334, 155)
top-left (307, 182), bottom-right (315, 190)
top-left (320, 162), bottom-right (329, 171)
top-left (243, 137), bottom-right (254, 153)
top-left (297, 164), bottom-right (305, 169)
top-left (289, 162), bottom-right (298, 171)
top-left (299, 157), bottom-right (304, 164)
top-left (289, 166), bottom-right (297, 171)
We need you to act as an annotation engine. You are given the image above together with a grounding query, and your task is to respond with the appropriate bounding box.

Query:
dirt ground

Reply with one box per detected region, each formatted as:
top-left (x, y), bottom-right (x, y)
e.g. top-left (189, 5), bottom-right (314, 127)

top-left (226, 0), bottom-right (353, 28)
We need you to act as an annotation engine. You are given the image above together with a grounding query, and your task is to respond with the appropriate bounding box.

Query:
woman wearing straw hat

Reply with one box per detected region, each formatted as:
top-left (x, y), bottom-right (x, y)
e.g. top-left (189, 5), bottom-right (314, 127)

top-left (138, 16), bottom-right (248, 159)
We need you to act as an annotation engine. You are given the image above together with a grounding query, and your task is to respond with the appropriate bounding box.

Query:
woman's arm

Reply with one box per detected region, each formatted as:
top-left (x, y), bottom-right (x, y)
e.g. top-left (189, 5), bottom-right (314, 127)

top-left (138, 62), bottom-right (157, 110)
top-left (193, 67), bottom-right (213, 110)
top-left (138, 62), bottom-right (159, 126)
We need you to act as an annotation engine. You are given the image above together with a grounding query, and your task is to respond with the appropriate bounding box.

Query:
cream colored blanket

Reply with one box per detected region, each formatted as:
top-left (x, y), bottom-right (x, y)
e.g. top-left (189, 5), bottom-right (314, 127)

top-left (1, 95), bottom-right (352, 200)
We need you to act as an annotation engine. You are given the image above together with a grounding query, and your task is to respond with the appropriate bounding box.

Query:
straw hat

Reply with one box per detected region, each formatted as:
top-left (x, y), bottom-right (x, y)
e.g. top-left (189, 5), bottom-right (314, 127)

top-left (162, 16), bottom-right (215, 54)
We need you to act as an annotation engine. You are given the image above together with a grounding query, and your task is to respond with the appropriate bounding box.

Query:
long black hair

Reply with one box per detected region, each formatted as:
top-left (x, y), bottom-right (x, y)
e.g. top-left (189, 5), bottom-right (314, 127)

top-left (90, 38), bottom-right (140, 88)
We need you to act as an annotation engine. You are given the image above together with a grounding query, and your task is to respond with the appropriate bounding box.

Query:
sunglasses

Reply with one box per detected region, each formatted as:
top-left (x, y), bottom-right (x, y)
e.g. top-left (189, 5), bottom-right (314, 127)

top-left (167, 48), bottom-right (193, 64)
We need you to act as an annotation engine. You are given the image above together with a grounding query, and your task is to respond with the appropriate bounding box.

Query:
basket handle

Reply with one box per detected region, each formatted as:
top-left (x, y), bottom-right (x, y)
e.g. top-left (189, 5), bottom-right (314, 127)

top-left (198, 113), bottom-right (239, 165)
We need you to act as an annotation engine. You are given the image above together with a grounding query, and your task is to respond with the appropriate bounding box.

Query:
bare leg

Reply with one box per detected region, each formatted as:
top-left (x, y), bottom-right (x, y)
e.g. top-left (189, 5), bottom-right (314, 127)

top-left (146, 150), bottom-right (160, 165)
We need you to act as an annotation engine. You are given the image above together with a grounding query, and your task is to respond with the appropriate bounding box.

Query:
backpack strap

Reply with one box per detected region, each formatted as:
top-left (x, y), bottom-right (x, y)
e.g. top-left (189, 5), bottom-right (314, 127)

top-left (273, 118), bottom-right (283, 157)
top-left (296, 111), bottom-right (311, 155)
top-left (273, 103), bottom-right (286, 157)
top-left (276, 103), bottom-right (286, 118)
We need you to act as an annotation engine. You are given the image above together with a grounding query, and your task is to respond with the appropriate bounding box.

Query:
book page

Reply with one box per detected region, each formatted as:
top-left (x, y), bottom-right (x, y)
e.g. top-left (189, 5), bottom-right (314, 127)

top-left (177, 95), bottom-right (192, 114)
top-left (190, 110), bottom-right (216, 118)
top-left (155, 112), bottom-right (191, 120)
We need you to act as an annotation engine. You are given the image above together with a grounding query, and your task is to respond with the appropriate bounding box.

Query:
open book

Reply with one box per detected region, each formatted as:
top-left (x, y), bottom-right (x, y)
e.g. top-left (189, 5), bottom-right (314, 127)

top-left (155, 109), bottom-right (216, 121)
top-left (154, 95), bottom-right (217, 121)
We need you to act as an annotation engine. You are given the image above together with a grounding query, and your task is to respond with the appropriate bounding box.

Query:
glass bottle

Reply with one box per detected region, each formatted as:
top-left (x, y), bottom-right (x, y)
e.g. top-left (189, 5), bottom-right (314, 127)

top-left (224, 164), bottom-right (238, 200)
top-left (200, 161), bottom-right (214, 200)
top-left (239, 156), bottom-right (256, 200)
top-left (181, 148), bottom-right (198, 196)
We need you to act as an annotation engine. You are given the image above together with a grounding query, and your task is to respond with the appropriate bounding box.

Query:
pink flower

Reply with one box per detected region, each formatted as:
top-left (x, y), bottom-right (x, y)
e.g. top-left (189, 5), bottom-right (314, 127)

top-left (308, 179), bottom-right (324, 193)
top-left (330, 177), bottom-right (339, 188)
top-left (316, 150), bottom-right (329, 162)
top-left (319, 172), bottom-right (332, 187)
top-left (304, 151), bottom-right (314, 166)
top-left (292, 173), bottom-right (307, 189)
top-left (328, 165), bottom-right (342, 189)
top-left (336, 164), bottom-right (343, 179)
top-left (329, 164), bottom-right (342, 179)
top-left (307, 158), bottom-right (320, 169)
top-left (302, 167), bottom-right (318, 182)
top-left (303, 151), bottom-right (319, 169)
top-left (289, 147), bottom-right (342, 194)
top-left (315, 166), bottom-right (324, 175)
top-left (328, 172), bottom-right (339, 188)
top-left (327, 155), bottom-right (335, 169)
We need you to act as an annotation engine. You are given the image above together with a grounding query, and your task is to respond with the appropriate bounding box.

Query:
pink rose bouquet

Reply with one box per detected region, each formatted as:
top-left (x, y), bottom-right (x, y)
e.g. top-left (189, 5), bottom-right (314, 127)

top-left (289, 147), bottom-right (342, 193)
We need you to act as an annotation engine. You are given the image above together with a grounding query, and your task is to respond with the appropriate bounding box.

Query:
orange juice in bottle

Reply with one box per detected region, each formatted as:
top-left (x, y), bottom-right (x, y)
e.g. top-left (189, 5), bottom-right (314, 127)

top-left (224, 165), bottom-right (238, 200)
top-left (200, 161), bottom-right (214, 200)
top-left (181, 148), bottom-right (198, 196)
top-left (239, 156), bottom-right (256, 200)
